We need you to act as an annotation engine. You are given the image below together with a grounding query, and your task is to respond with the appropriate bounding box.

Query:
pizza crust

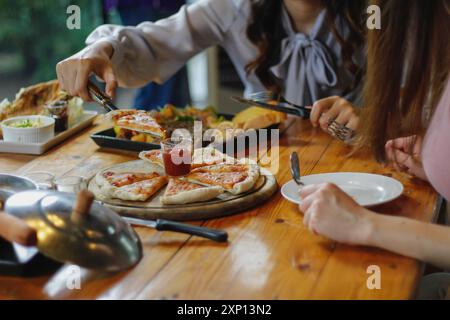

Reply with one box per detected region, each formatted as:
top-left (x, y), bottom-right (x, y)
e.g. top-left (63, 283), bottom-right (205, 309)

top-left (139, 147), bottom-right (238, 169)
top-left (160, 184), bottom-right (223, 205)
top-left (186, 163), bottom-right (260, 195)
top-left (109, 109), bottom-right (165, 137)
top-left (139, 149), bottom-right (164, 167)
top-left (192, 147), bottom-right (236, 168)
top-left (231, 164), bottom-right (260, 194)
top-left (95, 161), bottom-right (165, 198)
top-left (111, 176), bottom-right (167, 201)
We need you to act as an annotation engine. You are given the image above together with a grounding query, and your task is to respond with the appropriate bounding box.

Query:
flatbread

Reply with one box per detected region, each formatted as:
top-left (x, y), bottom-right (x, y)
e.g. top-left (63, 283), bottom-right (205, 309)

top-left (95, 161), bottom-right (166, 201)
top-left (192, 147), bottom-right (236, 168)
top-left (139, 149), bottom-right (164, 167)
top-left (111, 175), bottom-right (167, 201)
top-left (110, 109), bottom-right (165, 137)
top-left (160, 178), bottom-right (223, 205)
top-left (139, 147), bottom-right (237, 169)
top-left (99, 171), bottom-right (161, 188)
top-left (186, 163), bottom-right (260, 195)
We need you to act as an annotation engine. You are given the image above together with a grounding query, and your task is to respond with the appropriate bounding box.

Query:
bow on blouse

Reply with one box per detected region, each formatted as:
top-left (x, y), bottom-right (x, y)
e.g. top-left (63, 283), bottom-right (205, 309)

top-left (270, 33), bottom-right (338, 106)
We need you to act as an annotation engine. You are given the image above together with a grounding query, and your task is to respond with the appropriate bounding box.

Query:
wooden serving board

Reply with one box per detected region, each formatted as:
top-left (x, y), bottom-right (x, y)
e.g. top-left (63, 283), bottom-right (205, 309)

top-left (88, 160), bottom-right (278, 221)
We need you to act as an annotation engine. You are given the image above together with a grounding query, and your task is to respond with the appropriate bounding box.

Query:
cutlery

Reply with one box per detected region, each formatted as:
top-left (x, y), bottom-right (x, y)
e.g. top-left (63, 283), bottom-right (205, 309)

top-left (123, 216), bottom-right (228, 243)
top-left (87, 80), bottom-right (119, 112)
top-left (232, 91), bottom-right (355, 142)
top-left (326, 120), bottom-right (355, 142)
top-left (87, 80), bottom-right (163, 139)
top-left (231, 96), bottom-right (311, 119)
top-left (249, 91), bottom-right (311, 116)
top-left (290, 151), bottom-right (304, 186)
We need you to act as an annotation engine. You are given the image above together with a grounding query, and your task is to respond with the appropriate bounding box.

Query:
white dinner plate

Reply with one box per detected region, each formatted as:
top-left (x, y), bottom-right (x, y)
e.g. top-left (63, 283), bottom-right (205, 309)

top-left (281, 172), bottom-right (404, 207)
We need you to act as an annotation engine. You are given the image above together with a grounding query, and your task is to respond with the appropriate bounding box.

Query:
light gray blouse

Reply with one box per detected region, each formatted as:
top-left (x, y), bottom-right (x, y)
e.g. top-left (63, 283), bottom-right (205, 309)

top-left (86, 0), bottom-right (365, 106)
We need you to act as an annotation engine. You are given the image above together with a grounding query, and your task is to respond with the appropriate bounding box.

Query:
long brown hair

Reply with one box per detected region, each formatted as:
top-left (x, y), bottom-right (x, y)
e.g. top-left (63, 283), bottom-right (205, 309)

top-left (360, 0), bottom-right (450, 162)
top-left (245, 0), bottom-right (367, 94)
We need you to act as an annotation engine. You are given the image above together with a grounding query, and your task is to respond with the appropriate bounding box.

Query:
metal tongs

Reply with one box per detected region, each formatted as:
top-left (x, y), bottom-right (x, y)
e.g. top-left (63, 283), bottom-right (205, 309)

top-left (232, 94), bottom-right (311, 119)
top-left (87, 80), bottom-right (119, 112)
top-left (87, 80), bottom-right (166, 138)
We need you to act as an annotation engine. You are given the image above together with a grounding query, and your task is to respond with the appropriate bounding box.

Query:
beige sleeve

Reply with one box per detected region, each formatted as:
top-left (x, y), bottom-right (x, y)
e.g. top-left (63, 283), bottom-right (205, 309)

top-left (85, 0), bottom-right (243, 88)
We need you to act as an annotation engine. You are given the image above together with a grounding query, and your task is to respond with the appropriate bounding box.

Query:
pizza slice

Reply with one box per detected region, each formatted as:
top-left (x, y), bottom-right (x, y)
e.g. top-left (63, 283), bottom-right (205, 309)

top-left (192, 147), bottom-right (236, 168)
top-left (110, 109), bottom-right (166, 138)
top-left (139, 149), bottom-right (164, 167)
top-left (139, 147), bottom-right (237, 169)
top-left (111, 175), bottom-right (168, 201)
top-left (160, 178), bottom-right (223, 205)
top-left (99, 171), bottom-right (161, 187)
top-left (186, 163), bottom-right (260, 195)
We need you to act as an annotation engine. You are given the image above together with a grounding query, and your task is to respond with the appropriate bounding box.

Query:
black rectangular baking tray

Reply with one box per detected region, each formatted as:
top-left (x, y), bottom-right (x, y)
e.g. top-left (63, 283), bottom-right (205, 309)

top-left (91, 113), bottom-right (280, 153)
top-left (91, 128), bottom-right (160, 152)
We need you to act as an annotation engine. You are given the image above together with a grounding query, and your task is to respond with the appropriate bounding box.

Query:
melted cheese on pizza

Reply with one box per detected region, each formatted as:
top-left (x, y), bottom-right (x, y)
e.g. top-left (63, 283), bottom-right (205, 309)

top-left (192, 149), bottom-right (229, 168)
top-left (118, 176), bottom-right (167, 197)
top-left (102, 171), bottom-right (160, 187)
top-left (188, 171), bottom-right (248, 189)
top-left (141, 149), bottom-right (163, 165)
top-left (165, 178), bottom-right (203, 196)
top-left (115, 111), bottom-right (164, 135)
top-left (194, 164), bottom-right (248, 173)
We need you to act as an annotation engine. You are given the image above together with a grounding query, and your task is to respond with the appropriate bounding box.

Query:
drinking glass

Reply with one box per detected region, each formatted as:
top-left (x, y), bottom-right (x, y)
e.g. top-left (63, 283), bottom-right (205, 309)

top-left (160, 137), bottom-right (193, 177)
top-left (24, 171), bottom-right (55, 190)
top-left (54, 176), bottom-right (87, 193)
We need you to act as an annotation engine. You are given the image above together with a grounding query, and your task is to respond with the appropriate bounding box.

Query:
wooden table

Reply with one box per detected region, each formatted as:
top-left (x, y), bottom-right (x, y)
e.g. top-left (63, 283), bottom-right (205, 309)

top-left (0, 117), bottom-right (440, 300)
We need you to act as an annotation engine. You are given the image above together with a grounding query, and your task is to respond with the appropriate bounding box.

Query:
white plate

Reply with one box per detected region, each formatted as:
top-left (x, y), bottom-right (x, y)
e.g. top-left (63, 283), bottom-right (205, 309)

top-left (281, 172), bottom-right (404, 207)
top-left (0, 111), bottom-right (97, 155)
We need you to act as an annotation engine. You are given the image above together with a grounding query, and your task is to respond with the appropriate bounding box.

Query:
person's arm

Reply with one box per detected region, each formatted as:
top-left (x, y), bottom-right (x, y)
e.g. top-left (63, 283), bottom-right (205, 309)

top-left (299, 183), bottom-right (450, 270)
top-left (88, 0), bottom-right (240, 87)
top-left (57, 0), bottom-right (242, 100)
top-left (366, 213), bottom-right (450, 270)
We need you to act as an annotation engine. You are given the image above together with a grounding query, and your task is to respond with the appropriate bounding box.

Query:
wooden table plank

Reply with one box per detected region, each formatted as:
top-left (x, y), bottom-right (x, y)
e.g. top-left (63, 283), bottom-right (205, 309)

top-left (134, 120), bottom-right (438, 300)
top-left (0, 117), bottom-right (439, 300)
top-left (303, 138), bottom-right (439, 299)
top-left (0, 155), bottom-right (36, 174)
top-left (134, 121), bottom-right (338, 299)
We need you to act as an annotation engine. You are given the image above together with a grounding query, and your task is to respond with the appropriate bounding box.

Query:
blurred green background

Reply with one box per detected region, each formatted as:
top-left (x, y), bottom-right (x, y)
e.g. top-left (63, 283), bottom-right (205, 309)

top-left (0, 0), bottom-right (104, 98)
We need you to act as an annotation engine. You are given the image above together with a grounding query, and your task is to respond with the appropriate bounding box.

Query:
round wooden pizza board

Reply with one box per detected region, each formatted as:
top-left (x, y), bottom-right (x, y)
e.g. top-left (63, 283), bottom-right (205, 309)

top-left (88, 160), bottom-right (278, 221)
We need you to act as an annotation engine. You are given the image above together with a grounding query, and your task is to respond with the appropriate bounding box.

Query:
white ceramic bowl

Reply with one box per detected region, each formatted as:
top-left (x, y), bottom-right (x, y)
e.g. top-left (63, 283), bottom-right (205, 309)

top-left (1, 115), bottom-right (55, 144)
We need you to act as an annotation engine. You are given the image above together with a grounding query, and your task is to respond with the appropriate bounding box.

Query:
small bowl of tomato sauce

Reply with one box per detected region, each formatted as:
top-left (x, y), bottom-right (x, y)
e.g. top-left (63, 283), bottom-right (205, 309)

top-left (161, 137), bottom-right (193, 177)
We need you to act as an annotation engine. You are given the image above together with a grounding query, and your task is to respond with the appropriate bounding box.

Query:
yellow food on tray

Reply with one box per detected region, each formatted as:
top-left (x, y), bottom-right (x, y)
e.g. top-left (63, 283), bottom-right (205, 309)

top-left (114, 126), bottom-right (156, 143)
top-left (113, 104), bottom-right (287, 142)
top-left (232, 106), bottom-right (287, 130)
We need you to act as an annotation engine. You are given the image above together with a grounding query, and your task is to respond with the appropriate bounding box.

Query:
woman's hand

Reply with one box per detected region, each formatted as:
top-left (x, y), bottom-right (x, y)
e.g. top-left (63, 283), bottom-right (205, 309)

top-left (310, 96), bottom-right (360, 132)
top-left (384, 135), bottom-right (427, 180)
top-left (298, 183), bottom-right (374, 245)
top-left (56, 41), bottom-right (117, 101)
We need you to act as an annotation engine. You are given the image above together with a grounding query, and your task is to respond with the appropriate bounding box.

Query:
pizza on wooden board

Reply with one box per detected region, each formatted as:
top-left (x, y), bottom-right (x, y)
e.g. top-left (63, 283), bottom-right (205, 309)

top-left (191, 147), bottom-right (237, 168)
top-left (95, 162), bottom-right (167, 201)
top-left (160, 178), bottom-right (223, 205)
top-left (110, 109), bottom-right (166, 138)
top-left (112, 175), bottom-right (168, 201)
top-left (139, 149), bottom-right (164, 167)
top-left (139, 147), bottom-right (236, 169)
top-left (186, 163), bottom-right (260, 195)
